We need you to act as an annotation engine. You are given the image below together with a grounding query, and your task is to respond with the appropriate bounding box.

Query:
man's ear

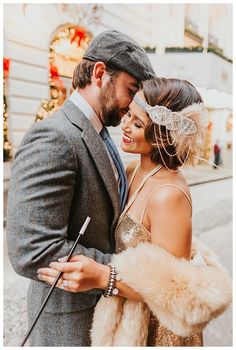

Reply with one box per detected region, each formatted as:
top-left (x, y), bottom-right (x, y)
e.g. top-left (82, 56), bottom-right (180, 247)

top-left (92, 62), bottom-right (107, 88)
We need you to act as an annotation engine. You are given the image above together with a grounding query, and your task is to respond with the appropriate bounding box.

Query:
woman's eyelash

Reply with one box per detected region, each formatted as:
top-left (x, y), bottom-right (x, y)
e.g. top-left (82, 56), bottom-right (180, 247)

top-left (134, 122), bottom-right (142, 128)
top-left (126, 112), bottom-right (142, 128)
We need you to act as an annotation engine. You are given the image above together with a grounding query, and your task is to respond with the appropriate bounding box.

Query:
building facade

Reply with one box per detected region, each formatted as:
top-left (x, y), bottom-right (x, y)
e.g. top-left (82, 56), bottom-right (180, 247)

top-left (3, 3), bottom-right (233, 167)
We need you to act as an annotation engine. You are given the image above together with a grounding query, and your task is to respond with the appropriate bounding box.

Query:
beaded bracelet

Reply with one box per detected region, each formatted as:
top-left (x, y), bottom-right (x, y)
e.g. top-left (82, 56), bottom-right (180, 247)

top-left (103, 265), bottom-right (119, 298)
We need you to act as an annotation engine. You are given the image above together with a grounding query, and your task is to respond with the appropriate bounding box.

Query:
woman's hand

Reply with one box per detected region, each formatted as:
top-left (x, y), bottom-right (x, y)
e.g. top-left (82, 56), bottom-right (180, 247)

top-left (37, 255), bottom-right (110, 293)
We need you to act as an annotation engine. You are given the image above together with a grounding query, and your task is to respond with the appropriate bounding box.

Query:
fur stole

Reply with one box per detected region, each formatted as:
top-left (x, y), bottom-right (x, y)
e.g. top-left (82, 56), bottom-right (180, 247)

top-left (91, 236), bottom-right (232, 346)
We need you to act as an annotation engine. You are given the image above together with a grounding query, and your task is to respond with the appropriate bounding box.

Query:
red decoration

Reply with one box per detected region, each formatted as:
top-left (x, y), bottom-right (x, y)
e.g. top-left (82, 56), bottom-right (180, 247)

top-left (207, 121), bottom-right (213, 130)
top-left (3, 57), bottom-right (10, 76)
top-left (50, 64), bottom-right (63, 89)
top-left (50, 64), bottom-right (59, 79)
top-left (70, 27), bottom-right (86, 47)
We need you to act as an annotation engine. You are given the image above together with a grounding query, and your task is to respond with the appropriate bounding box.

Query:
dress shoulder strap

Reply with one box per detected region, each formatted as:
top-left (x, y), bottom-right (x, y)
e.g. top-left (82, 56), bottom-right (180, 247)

top-left (140, 183), bottom-right (192, 223)
top-left (128, 163), bottom-right (140, 190)
top-left (117, 165), bottom-right (162, 226)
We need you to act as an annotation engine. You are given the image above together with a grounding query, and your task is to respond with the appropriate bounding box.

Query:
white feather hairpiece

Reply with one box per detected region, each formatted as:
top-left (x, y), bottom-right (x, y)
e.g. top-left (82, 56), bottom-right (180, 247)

top-left (134, 94), bottom-right (206, 135)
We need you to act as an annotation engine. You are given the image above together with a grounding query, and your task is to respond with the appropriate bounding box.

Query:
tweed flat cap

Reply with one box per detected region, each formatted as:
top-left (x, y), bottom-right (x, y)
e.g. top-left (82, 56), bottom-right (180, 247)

top-left (83, 30), bottom-right (155, 82)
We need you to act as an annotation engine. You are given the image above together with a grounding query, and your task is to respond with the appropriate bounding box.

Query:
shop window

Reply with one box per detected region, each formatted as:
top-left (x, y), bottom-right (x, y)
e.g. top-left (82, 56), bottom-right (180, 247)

top-left (35, 24), bottom-right (92, 122)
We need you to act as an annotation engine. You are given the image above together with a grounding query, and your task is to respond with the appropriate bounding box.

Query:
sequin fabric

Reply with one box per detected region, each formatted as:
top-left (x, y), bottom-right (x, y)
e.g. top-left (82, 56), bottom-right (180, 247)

top-left (115, 213), bottom-right (151, 253)
top-left (115, 213), bottom-right (203, 347)
top-left (147, 314), bottom-right (203, 346)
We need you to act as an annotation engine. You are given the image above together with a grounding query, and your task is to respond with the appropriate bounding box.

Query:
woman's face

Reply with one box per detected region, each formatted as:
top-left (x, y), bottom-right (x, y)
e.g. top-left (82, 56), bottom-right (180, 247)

top-left (121, 92), bottom-right (153, 155)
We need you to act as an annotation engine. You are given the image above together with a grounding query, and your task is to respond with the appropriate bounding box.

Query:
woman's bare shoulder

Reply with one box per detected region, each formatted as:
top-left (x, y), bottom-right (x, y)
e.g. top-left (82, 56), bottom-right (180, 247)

top-left (152, 169), bottom-right (191, 202)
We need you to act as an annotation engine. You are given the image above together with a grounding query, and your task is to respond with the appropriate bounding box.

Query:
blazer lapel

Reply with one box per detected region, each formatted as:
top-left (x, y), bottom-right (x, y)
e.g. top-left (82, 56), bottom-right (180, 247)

top-left (61, 100), bottom-right (120, 220)
top-left (61, 100), bottom-right (85, 130)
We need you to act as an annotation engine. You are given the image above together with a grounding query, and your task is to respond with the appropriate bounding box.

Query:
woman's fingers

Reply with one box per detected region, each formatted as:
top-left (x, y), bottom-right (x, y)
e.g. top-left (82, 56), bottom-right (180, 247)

top-left (36, 255), bottom-right (94, 292)
top-left (49, 261), bottom-right (82, 273)
top-left (37, 273), bottom-right (61, 286)
top-left (67, 255), bottom-right (82, 262)
top-left (60, 272), bottom-right (79, 281)
top-left (37, 273), bottom-right (78, 293)
top-left (58, 255), bottom-right (82, 262)
top-left (37, 273), bottom-right (73, 291)
top-left (37, 266), bottom-right (62, 287)
top-left (37, 268), bottom-right (79, 284)
top-left (37, 267), bottom-right (59, 278)
top-left (58, 256), bottom-right (68, 262)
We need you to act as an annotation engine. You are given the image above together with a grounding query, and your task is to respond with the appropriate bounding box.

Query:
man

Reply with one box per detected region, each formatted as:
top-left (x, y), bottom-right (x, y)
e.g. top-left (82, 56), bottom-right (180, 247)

top-left (7, 30), bottom-right (155, 346)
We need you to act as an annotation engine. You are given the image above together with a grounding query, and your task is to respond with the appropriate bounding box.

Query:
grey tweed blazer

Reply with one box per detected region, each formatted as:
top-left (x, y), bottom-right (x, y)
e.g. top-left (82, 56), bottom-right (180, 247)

top-left (7, 100), bottom-right (121, 315)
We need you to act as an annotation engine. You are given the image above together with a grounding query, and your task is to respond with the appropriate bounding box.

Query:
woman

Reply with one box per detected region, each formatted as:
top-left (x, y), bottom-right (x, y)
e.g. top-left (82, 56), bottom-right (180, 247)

top-left (37, 78), bottom-right (231, 346)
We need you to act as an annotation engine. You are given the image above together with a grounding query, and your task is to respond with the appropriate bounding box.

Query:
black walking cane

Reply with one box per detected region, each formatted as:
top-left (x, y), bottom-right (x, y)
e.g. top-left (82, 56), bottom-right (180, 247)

top-left (20, 216), bottom-right (91, 346)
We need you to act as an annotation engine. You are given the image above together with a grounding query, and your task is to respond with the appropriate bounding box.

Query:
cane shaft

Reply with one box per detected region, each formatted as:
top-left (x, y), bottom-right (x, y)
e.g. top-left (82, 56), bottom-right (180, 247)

top-left (20, 217), bottom-right (90, 346)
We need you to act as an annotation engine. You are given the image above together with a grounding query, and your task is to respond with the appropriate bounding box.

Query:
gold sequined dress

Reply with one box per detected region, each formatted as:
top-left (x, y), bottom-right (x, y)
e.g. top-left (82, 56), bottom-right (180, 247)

top-left (115, 164), bottom-right (203, 346)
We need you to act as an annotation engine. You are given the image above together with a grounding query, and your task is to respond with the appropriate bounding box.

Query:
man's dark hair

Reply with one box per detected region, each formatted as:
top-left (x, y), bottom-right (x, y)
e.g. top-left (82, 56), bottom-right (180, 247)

top-left (72, 59), bottom-right (120, 89)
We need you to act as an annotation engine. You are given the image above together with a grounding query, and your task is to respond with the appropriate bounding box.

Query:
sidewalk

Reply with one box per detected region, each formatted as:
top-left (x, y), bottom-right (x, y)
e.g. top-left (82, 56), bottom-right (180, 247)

top-left (183, 149), bottom-right (232, 186)
top-left (183, 163), bottom-right (232, 186)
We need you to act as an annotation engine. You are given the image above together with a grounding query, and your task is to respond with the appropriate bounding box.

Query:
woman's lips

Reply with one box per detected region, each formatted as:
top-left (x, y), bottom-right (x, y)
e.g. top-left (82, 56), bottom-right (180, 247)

top-left (122, 133), bottom-right (134, 144)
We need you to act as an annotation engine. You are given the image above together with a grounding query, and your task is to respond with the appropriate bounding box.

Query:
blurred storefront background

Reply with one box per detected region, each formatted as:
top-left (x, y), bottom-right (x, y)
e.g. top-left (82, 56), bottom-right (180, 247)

top-left (3, 3), bottom-right (232, 175)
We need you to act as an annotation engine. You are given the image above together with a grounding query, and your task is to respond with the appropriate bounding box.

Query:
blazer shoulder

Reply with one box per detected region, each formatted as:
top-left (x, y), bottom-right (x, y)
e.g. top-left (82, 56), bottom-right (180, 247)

top-left (30, 108), bottom-right (83, 141)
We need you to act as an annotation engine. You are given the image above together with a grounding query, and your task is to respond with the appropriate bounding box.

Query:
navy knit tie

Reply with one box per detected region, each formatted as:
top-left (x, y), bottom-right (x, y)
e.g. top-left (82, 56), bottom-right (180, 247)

top-left (100, 127), bottom-right (127, 212)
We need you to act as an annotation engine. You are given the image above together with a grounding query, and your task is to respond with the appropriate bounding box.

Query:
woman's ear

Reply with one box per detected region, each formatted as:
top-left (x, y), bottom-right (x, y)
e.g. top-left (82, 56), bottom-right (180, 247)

top-left (92, 61), bottom-right (107, 88)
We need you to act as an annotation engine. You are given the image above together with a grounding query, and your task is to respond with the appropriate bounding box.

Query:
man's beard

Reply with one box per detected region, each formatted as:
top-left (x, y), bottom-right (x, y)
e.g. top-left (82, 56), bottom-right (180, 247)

top-left (98, 79), bottom-right (121, 127)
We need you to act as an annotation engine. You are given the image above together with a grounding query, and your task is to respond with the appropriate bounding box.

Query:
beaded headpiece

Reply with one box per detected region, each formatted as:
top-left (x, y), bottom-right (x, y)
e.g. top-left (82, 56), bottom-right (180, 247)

top-left (133, 94), bottom-right (207, 172)
top-left (134, 94), bottom-right (199, 135)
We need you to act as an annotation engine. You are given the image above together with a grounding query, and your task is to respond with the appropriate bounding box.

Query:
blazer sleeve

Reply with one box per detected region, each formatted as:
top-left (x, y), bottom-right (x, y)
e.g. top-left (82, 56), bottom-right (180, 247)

top-left (7, 122), bottom-right (111, 288)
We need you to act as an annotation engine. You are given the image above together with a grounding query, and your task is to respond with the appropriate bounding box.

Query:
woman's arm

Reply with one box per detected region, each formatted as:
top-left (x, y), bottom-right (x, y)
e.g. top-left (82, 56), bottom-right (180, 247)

top-left (37, 255), bottom-right (144, 301)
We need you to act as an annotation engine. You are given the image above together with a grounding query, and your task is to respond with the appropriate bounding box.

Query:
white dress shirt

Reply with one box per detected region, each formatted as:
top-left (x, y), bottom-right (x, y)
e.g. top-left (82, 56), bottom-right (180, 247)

top-left (69, 90), bottom-right (119, 185)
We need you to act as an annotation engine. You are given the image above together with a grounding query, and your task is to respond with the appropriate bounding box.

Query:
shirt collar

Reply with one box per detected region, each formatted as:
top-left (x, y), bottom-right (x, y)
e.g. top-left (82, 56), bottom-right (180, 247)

top-left (69, 90), bottom-right (103, 134)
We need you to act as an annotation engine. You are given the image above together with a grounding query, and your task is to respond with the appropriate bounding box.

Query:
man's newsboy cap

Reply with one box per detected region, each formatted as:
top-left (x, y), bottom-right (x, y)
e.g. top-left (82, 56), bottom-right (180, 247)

top-left (83, 30), bottom-right (155, 82)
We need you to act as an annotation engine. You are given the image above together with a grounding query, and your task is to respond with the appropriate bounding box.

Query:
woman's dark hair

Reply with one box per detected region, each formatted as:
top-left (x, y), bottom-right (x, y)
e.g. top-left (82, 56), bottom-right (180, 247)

top-left (142, 78), bottom-right (203, 170)
top-left (72, 59), bottom-right (120, 89)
